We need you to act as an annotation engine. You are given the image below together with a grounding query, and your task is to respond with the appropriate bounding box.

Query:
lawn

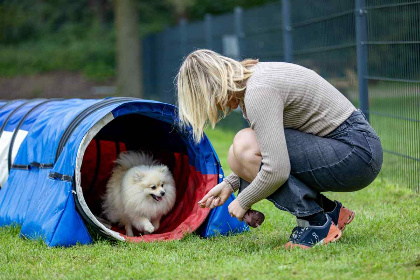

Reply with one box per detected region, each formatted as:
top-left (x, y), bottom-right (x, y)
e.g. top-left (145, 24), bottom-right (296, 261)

top-left (1, 126), bottom-right (419, 280)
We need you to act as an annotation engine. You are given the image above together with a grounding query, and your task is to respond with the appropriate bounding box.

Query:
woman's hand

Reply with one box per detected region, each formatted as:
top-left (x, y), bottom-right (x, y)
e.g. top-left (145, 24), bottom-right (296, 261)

top-left (198, 181), bottom-right (233, 209)
top-left (228, 199), bottom-right (248, 221)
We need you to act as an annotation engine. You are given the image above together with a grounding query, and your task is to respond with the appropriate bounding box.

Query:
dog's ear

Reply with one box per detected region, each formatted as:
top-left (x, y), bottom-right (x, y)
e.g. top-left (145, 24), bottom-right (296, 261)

top-left (159, 165), bottom-right (169, 173)
top-left (133, 170), bottom-right (144, 182)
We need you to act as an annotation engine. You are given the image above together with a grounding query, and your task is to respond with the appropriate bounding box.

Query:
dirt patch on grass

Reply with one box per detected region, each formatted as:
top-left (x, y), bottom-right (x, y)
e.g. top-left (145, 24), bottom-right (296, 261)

top-left (0, 71), bottom-right (116, 99)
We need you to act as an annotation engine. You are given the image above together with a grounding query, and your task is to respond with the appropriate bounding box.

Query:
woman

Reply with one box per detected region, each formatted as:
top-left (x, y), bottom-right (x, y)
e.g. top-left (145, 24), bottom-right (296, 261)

top-left (177, 49), bottom-right (383, 249)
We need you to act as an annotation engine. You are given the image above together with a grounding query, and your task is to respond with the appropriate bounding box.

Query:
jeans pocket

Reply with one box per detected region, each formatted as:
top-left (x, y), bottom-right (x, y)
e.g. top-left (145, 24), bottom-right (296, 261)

top-left (328, 130), bottom-right (349, 143)
top-left (362, 132), bottom-right (383, 174)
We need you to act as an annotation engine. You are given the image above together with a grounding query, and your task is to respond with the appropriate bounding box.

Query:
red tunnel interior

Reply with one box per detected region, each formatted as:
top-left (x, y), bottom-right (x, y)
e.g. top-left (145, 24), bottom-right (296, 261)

top-left (79, 114), bottom-right (217, 241)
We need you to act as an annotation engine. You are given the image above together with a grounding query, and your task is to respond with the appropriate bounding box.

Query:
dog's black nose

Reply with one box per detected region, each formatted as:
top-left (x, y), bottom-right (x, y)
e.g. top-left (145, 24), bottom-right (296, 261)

top-left (160, 191), bottom-right (165, 196)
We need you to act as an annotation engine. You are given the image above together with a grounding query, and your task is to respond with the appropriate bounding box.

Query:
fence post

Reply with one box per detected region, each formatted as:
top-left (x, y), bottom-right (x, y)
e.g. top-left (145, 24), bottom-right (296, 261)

top-left (234, 7), bottom-right (246, 59)
top-left (179, 18), bottom-right (188, 56)
top-left (355, 0), bottom-right (369, 121)
top-left (205, 14), bottom-right (213, 50)
top-left (142, 34), bottom-right (157, 98)
top-left (282, 0), bottom-right (293, 62)
top-left (150, 34), bottom-right (158, 97)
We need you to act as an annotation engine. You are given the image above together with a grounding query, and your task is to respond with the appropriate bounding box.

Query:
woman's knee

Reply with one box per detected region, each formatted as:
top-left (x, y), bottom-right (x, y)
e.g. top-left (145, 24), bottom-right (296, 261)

top-left (227, 129), bottom-right (262, 181)
top-left (232, 128), bottom-right (260, 158)
top-left (228, 144), bottom-right (241, 174)
top-left (231, 128), bottom-right (261, 167)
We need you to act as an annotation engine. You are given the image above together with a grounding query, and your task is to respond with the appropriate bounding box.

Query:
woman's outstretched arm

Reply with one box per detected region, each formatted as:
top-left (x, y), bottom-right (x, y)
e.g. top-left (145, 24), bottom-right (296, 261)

top-left (235, 86), bottom-right (291, 211)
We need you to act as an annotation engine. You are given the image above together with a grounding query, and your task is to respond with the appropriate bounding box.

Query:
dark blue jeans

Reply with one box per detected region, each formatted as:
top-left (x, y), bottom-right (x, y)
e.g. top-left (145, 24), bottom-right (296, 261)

top-left (238, 110), bottom-right (383, 217)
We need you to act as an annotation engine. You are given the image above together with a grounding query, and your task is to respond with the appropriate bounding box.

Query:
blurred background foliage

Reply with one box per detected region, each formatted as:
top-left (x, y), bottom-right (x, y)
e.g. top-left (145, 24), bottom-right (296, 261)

top-left (0, 0), bottom-right (277, 81)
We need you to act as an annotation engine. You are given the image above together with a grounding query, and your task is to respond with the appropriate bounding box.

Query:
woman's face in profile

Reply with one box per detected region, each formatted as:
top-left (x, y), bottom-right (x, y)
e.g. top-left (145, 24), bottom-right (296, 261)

top-left (226, 93), bottom-right (240, 110)
top-left (216, 95), bottom-right (239, 111)
top-left (227, 98), bottom-right (239, 109)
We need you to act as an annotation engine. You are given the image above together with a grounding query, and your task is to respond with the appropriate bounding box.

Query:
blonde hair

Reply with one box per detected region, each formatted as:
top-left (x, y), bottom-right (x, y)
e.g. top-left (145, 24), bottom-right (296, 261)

top-left (176, 49), bottom-right (258, 143)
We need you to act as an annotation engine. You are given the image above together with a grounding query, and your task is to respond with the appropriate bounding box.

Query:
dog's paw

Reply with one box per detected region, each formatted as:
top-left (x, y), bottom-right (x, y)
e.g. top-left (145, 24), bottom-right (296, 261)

top-left (151, 219), bottom-right (160, 231)
top-left (144, 224), bottom-right (155, 234)
top-left (125, 224), bottom-right (134, 237)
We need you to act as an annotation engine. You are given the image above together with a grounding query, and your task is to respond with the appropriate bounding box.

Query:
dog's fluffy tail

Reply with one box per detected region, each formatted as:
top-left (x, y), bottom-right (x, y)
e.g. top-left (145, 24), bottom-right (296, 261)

top-left (115, 151), bottom-right (159, 170)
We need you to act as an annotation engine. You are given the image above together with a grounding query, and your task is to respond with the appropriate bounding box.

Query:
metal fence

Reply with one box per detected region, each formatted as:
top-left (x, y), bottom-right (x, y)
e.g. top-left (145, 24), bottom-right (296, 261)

top-left (142, 0), bottom-right (420, 191)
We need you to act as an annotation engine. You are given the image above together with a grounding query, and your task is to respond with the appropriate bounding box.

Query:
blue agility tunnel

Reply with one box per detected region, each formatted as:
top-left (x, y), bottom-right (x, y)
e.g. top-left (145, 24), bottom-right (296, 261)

top-left (0, 98), bottom-right (248, 246)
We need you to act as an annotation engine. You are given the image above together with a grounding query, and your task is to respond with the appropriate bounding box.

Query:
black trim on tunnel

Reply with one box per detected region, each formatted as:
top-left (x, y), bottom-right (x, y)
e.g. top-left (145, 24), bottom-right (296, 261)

top-left (55, 97), bottom-right (138, 163)
top-left (7, 99), bottom-right (61, 171)
top-left (0, 100), bottom-right (36, 140)
top-left (0, 100), bottom-right (16, 111)
top-left (11, 164), bottom-right (30, 170)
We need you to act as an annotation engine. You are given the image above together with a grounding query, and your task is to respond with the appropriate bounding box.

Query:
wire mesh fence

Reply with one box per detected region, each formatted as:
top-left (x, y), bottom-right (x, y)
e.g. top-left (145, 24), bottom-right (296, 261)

top-left (364, 0), bottom-right (420, 192)
top-left (142, 0), bottom-right (420, 191)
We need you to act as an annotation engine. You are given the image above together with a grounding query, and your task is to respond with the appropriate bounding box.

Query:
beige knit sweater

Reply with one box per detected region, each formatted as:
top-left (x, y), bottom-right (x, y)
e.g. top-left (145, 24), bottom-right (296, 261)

top-left (224, 62), bottom-right (356, 210)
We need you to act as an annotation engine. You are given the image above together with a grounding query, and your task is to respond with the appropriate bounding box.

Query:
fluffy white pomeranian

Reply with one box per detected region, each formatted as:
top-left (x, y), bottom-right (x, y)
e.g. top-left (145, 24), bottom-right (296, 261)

top-left (102, 151), bottom-right (176, 237)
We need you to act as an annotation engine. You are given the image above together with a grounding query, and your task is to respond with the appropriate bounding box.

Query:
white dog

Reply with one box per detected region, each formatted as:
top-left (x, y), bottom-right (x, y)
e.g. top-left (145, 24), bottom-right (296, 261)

top-left (102, 151), bottom-right (176, 237)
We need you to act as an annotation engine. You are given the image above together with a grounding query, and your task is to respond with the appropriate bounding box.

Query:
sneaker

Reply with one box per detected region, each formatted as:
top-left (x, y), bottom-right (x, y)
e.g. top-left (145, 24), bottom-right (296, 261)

top-left (284, 215), bottom-right (341, 249)
top-left (326, 201), bottom-right (355, 231)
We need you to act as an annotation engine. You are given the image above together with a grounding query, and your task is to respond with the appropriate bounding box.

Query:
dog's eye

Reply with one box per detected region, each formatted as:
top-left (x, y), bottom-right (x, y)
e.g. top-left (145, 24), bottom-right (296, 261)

top-left (161, 183), bottom-right (164, 187)
top-left (151, 185), bottom-right (156, 190)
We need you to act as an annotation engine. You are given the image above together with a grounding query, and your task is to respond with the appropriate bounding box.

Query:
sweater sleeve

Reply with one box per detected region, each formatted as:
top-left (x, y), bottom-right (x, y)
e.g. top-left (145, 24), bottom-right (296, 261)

top-left (223, 172), bottom-right (240, 191)
top-left (236, 86), bottom-right (291, 210)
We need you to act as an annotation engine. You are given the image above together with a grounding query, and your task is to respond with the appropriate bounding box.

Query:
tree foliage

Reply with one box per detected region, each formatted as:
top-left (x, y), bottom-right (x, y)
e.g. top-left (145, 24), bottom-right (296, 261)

top-left (0, 0), bottom-right (280, 79)
top-left (0, 0), bottom-right (279, 45)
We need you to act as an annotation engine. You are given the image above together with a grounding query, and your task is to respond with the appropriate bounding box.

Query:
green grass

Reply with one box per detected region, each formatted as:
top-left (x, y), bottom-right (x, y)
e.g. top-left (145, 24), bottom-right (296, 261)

top-left (1, 127), bottom-right (419, 280)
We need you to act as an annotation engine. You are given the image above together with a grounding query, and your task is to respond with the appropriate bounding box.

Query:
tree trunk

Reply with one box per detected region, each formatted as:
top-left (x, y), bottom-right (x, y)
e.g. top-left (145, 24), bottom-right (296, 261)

top-left (114, 0), bottom-right (143, 97)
